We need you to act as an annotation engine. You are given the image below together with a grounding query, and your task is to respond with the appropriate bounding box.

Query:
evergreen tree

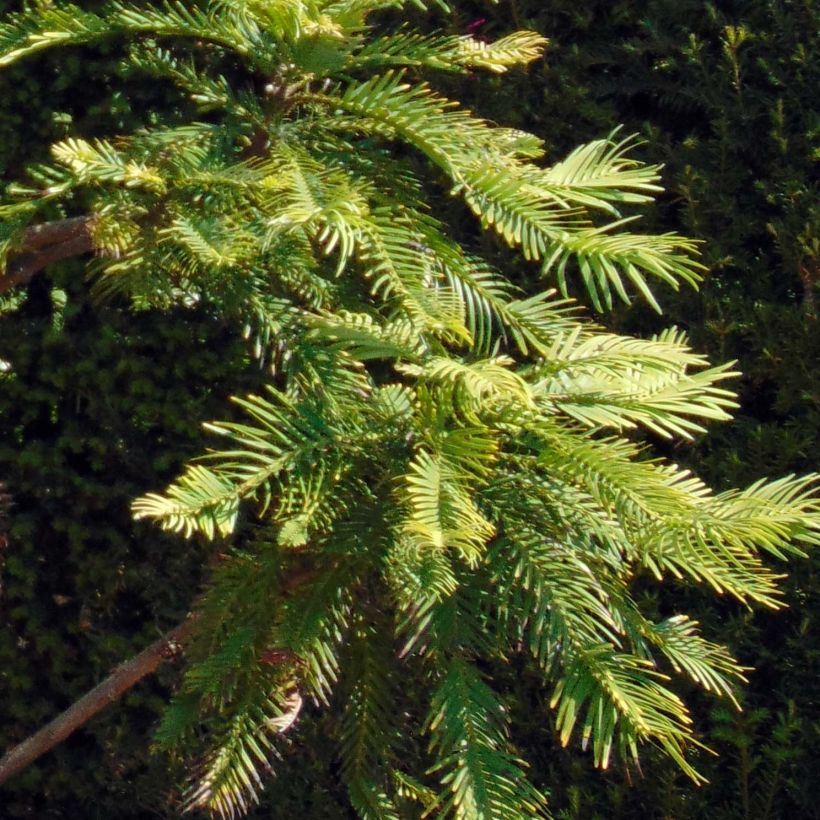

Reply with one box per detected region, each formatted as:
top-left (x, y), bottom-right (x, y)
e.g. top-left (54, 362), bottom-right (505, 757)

top-left (445, 4), bottom-right (819, 815)
top-left (0, 2), bottom-right (818, 817)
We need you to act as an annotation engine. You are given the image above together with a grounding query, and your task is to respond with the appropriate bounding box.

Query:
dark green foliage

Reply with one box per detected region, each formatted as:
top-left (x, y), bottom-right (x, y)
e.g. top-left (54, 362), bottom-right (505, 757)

top-left (0, 274), bottom-right (256, 815)
top-left (0, 12), bottom-right (253, 814)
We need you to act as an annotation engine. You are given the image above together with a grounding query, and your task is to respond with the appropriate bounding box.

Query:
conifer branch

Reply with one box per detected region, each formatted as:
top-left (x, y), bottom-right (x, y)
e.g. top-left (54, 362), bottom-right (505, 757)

top-left (0, 216), bottom-right (95, 294)
top-left (0, 616), bottom-right (196, 786)
top-left (0, 562), bottom-right (317, 788)
top-left (17, 216), bottom-right (93, 252)
top-left (1, 2), bottom-right (818, 814)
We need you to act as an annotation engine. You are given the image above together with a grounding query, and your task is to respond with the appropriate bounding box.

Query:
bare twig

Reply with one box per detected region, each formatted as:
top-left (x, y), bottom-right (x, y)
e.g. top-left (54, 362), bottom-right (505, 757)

top-left (0, 616), bottom-right (197, 786)
top-left (799, 257), bottom-right (817, 320)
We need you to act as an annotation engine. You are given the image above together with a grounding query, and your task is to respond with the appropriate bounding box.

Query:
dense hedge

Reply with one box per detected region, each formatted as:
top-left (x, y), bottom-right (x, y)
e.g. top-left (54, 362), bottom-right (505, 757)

top-left (1, 288), bottom-right (235, 815)
top-left (0, 18), bottom-right (233, 814)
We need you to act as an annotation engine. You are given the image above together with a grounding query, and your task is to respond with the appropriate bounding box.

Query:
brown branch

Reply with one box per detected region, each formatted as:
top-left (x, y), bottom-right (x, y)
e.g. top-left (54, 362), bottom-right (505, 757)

top-left (0, 562), bottom-right (317, 787)
top-left (0, 216), bottom-right (96, 296)
top-left (19, 216), bottom-right (95, 252)
top-left (0, 616), bottom-right (198, 786)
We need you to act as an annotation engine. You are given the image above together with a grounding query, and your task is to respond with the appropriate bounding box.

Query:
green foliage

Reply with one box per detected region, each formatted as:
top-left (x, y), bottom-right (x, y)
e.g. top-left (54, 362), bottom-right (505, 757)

top-left (447, 1), bottom-right (820, 816)
top-left (1, 2), bottom-right (819, 818)
top-left (427, 659), bottom-right (548, 818)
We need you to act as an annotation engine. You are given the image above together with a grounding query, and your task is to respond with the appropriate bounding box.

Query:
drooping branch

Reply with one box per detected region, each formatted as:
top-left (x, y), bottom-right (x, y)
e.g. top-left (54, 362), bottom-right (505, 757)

top-left (0, 616), bottom-right (197, 786)
top-left (0, 216), bottom-right (96, 295)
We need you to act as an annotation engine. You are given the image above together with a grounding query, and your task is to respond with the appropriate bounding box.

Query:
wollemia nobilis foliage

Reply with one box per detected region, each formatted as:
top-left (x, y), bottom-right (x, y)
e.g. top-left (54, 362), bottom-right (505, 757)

top-left (1, 2), bottom-right (819, 818)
